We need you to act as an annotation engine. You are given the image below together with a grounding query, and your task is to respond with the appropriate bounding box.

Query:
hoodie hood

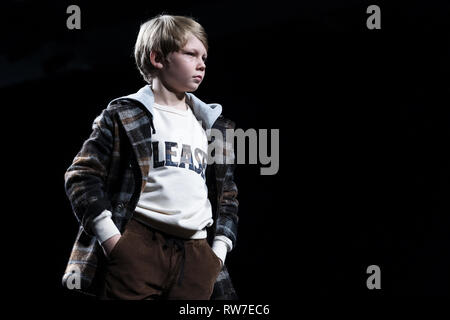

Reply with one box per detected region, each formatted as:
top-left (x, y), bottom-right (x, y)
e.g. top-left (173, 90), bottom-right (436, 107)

top-left (107, 85), bottom-right (222, 130)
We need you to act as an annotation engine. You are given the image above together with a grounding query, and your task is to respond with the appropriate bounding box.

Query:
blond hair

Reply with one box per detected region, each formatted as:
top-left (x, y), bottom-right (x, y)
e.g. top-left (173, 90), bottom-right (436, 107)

top-left (134, 14), bottom-right (208, 84)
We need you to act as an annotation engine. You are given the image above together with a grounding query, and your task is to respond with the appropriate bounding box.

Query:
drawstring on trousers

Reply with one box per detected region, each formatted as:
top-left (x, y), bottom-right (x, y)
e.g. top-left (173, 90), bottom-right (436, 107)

top-left (162, 237), bottom-right (186, 286)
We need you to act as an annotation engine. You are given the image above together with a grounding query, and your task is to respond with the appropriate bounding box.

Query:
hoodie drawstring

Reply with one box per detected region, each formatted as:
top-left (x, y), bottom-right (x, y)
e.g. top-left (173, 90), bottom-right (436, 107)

top-left (149, 117), bottom-right (156, 134)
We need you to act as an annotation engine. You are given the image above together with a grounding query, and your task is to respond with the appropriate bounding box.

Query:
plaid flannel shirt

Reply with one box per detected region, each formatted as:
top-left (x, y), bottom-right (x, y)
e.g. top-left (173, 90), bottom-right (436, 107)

top-left (62, 89), bottom-right (239, 299)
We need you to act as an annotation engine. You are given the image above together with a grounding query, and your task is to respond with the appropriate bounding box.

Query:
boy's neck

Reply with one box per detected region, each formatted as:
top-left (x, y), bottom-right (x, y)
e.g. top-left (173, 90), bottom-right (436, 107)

top-left (151, 79), bottom-right (188, 111)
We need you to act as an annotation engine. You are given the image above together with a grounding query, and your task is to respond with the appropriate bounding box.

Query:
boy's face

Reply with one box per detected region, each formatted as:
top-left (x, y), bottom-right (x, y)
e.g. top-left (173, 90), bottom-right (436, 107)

top-left (158, 33), bottom-right (207, 93)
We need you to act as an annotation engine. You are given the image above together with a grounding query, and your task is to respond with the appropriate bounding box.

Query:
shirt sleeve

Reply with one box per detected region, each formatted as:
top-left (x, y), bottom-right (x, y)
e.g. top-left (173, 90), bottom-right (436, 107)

top-left (212, 235), bottom-right (233, 265)
top-left (92, 209), bottom-right (121, 244)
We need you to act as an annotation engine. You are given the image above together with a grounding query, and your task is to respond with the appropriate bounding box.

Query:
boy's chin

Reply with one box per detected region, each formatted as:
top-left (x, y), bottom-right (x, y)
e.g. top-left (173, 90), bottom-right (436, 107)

top-left (185, 83), bottom-right (201, 93)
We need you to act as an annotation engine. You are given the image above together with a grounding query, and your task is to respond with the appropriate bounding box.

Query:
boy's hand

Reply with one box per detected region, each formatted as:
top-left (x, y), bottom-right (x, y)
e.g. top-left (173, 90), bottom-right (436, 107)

top-left (102, 234), bottom-right (122, 257)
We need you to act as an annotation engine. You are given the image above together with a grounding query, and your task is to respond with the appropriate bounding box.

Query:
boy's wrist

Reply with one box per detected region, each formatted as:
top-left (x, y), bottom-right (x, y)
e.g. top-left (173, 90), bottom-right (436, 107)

top-left (212, 238), bottom-right (229, 266)
top-left (92, 210), bottom-right (121, 244)
top-left (213, 235), bottom-right (233, 252)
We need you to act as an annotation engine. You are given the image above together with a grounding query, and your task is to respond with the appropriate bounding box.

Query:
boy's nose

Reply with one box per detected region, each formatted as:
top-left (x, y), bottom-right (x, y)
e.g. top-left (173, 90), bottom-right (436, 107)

top-left (197, 60), bottom-right (206, 70)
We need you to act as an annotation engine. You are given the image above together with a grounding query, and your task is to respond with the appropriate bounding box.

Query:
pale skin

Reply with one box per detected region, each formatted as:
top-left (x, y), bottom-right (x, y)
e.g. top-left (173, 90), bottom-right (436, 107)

top-left (101, 33), bottom-right (208, 257)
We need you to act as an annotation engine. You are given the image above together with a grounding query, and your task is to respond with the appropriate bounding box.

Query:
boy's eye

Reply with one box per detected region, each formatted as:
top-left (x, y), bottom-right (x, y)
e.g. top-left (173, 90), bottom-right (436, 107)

top-left (185, 51), bottom-right (207, 63)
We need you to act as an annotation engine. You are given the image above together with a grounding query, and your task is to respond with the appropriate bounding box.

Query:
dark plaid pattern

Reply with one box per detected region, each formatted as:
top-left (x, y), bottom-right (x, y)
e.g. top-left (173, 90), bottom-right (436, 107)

top-left (63, 98), bottom-right (239, 299)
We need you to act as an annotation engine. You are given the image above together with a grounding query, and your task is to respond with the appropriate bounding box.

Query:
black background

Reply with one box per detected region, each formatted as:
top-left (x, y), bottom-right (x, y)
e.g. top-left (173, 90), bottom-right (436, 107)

top-left (2, 0), bottom-right (449, 301)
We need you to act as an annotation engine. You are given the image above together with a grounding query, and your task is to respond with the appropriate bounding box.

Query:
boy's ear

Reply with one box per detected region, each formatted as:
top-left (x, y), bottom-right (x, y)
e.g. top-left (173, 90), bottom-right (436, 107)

top-left (149, 50), bottom-right (166, 70)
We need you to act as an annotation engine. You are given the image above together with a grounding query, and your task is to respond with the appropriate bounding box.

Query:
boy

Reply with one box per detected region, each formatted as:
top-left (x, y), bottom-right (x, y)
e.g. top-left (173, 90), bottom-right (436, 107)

top-left (62, 14), bottom-right (239, 300)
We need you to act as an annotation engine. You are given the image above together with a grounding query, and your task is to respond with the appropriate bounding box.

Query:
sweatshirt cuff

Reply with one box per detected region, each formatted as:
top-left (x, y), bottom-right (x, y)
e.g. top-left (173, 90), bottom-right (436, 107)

top-left (212, 236), bottom-right (233, 266)
top-left (92, 209), bottom-right (121, 244)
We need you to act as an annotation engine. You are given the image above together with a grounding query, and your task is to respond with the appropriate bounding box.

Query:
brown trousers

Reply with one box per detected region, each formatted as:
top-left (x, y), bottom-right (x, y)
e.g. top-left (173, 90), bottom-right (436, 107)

top-left (100, 218), bottom-right (223, 300)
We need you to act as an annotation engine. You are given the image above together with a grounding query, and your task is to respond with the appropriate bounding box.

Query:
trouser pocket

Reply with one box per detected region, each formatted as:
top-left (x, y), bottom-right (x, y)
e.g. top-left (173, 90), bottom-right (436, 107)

top-left (204, 241), bottom-right (223, 271)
